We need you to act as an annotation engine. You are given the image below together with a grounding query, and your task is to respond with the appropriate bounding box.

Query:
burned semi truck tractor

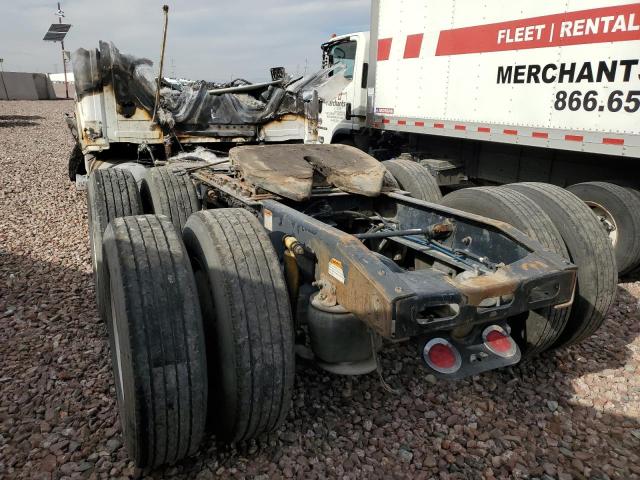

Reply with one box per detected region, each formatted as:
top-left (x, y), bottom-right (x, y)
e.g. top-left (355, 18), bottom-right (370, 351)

top-left (317, 0), bottom-right (640, 275)
top-left (67, 41), bottom-right (617, 468)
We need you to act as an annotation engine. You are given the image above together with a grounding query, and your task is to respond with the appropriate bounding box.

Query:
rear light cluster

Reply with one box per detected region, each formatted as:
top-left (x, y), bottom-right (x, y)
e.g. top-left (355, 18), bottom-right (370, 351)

top-left (482, 325), bottom-right (517, 357)
top-left (422, 324), bottom-right (517, 375)
top-left (423, 338), bottom-right (461, 374)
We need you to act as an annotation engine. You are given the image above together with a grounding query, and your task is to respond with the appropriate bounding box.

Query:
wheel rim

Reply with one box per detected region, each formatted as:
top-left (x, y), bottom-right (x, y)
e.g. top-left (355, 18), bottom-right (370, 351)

top-left (585, 201), bottom-right (618, 247)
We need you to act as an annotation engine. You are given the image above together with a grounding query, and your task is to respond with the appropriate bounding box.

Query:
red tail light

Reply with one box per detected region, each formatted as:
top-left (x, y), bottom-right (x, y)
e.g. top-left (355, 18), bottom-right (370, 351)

top-left (429, 344), bottom-right (456, 368)
top-left (423, 338), bottom-right (461, 374)
top-left (483, 325), bottom-right (517, 358)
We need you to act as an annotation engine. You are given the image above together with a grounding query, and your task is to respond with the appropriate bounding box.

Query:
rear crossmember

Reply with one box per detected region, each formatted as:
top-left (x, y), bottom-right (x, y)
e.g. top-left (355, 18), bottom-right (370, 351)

top-left (258, 195), bottom-right (575, 345)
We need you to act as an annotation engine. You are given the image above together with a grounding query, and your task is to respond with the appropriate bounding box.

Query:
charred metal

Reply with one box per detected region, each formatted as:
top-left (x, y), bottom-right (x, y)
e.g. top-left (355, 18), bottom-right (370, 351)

top-left (68, 41), bottom-right (346, 170)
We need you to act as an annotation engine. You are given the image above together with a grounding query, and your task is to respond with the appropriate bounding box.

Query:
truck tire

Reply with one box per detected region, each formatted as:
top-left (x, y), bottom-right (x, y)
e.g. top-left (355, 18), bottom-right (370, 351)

top-left (87, 168), bottom-right (142, 321)
top-left (68, 144), bottom-right (84, 181)
top-left (441, 187), bottom-right (570, 356)
top-left (383, 170), bottom-right (400, 189)
top-left (141, 167), bottom-right (200, 231)
top-left (382, 159), bottom-right (442, 202)
top-left (103, 214), bottom-right (207, 468)
top-left (505, 183), bottom-right (617, 347)
top-left (182, 209), bottom-right (294, 442)
top-left (627, 187), bottom-right (640, 202)
top-left (566, 182), bottom-right (640, 275)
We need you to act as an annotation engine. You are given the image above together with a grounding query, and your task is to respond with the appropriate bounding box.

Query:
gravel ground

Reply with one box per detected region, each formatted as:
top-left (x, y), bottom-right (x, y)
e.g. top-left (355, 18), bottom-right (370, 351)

top-left (1, 100), bottom-right (639, 480)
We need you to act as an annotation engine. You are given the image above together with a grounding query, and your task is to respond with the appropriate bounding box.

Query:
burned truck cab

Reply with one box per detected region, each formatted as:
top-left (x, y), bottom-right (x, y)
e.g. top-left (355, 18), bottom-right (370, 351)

top-left (67, 41), bottom-right (331, 180)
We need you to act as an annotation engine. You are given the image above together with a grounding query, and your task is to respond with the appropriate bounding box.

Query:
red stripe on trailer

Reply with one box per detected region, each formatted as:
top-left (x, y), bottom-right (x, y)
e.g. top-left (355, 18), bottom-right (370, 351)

top-left (377, 38), bottom-right (393, 61)
top-left (532, 132), bottom-right (549, 139)
top-left (435, 4), bottom-right (640, 56)
top-left (478, 127), bottom-right (491, 133)
top-left (415, 121), bottom-right (425, 127)
top-left (403, 33), bottom-right (424, 59)
top-left (434, 123), bottom-right (445, 129)
top-left (382, 118), bottom-right (390, 124)
top-left (565, 135), bottom-right (584, 142)
top-left (454, 125), bottom-right (466, 131)
top-left (397, 120), bottom-right (407, 125)
top-left (504, 129), bottom-right (518, 135)
top-left (603, 137), bottom-right (624, 145)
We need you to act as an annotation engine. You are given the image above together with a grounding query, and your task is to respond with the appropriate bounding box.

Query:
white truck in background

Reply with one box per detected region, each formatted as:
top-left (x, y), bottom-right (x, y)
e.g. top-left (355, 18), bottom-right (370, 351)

top-left (316, 0), bottom-right (640, 274)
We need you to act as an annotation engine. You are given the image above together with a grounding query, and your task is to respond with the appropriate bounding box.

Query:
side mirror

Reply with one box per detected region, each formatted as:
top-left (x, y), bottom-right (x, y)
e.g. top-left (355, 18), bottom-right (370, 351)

top-left (345, 102), bottom-right (352, 120)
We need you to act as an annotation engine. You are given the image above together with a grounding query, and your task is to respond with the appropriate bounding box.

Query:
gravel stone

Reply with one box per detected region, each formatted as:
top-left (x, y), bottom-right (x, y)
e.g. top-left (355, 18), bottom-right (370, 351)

top-left (39, 454), bottom-right (57, 473)
top-left (398, 447), bottom-right (413, 463)
top-left (1, 100), bottom-right (639, 479)
top-left (543, 462), bottom-right (557, 476)
top-left (106, 439), bottom-right (121, 453)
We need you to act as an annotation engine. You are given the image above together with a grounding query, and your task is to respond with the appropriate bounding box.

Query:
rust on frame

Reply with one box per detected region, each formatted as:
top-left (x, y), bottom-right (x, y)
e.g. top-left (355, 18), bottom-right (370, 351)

top-left (448, 267), bottom-right (519, 307)
top-left (308, 231), bottom-right (397, 337)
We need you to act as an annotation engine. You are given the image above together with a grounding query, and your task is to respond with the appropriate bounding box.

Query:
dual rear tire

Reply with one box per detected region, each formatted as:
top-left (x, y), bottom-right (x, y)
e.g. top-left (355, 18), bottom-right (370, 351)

top-left (140, 166), bottom-right (296, 441)
top-left (441, 187), bottom-right (571, 356)
top-left (87, 169), bottom-right (143, 321)
top-left (89, 167), bottom-right (294, 467)
top-left (442, 182), bottom-right (618, 354)
top-left (140, 166), bottom-right (201, 231)
top-left (382, 158), bottom-right (442, 202)
top-left (566, 181), bottom-right (640, 276)
top-left (504, 183), bottom-right (618, 347)
top-left (183, 209), bottom-right (295, 442)
top-left (103, 215), bottom-right (207, 468)
top-left (99, 202), bottom-right (294, 467)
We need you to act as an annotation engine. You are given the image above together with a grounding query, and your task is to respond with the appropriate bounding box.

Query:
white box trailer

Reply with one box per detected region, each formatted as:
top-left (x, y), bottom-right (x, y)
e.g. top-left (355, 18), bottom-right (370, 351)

top-left (317, 0), bottom-right (640, 275)
top-left (368, 0), bottom-right (640, 158)
top-left (318, 0), bottom-right (640, 160)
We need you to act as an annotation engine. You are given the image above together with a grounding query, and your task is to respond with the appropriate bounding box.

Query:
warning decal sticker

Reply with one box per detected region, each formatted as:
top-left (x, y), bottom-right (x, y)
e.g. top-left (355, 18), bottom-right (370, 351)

top-left (263, 209), bottom-right (273, 231)
top-left (328, 258), bottom-right (345, 284)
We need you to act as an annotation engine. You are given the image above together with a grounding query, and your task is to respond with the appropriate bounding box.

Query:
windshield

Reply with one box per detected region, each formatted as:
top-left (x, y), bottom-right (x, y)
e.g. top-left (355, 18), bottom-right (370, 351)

top-left (328, 40), bottom-right (356, 79)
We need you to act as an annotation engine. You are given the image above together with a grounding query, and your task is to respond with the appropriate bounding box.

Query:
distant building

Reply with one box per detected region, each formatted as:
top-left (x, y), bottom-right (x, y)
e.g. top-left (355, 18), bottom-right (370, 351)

top-left (0, 72), bottom-right (57, 100)
top-left (48, 72), bottom-right (74, 83)
top-left (48, 72), bottom-right (75, 98)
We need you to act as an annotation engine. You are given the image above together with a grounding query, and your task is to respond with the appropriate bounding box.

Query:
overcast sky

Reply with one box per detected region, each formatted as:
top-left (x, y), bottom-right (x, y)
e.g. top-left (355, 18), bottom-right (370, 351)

top-left (1, 0), bottom-right (370, 81)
